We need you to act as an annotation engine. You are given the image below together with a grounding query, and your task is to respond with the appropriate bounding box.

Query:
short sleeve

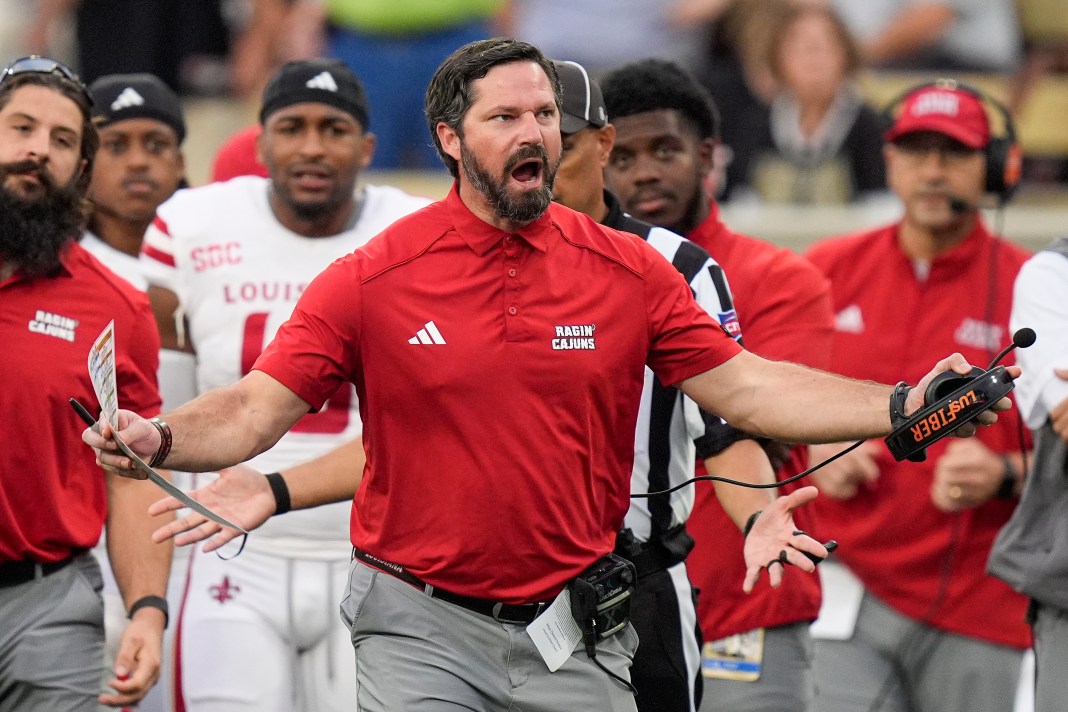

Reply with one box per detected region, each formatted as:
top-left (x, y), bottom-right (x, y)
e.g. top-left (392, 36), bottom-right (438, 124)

top-left (116, 295), bottom-right (162, 417)
top-left (642, 244), bottom-right (742, 386)
top-left (253, 254), bottom-right (363, 410)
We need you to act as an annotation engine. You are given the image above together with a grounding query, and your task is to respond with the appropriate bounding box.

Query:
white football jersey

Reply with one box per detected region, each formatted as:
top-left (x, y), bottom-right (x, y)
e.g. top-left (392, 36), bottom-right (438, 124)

top-left (142, 177), bottom-right (431, 556)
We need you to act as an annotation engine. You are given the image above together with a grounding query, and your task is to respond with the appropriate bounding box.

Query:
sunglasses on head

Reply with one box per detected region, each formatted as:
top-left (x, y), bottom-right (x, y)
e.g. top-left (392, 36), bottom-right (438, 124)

top-left (0, 56), bottom-right (93, 108)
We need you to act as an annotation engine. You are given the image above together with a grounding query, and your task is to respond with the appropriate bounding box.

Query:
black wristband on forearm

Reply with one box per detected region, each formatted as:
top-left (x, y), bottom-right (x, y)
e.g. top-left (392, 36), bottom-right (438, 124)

top-left (743, 510), bottom-right (762, 538)
top-left (128, 594), bottom-right (169, 629)
top-left (997, 456), bottom-right (1019, 499)
top-left (265, 472), bottom-right (291, 515)
top-left (889, 381), bottom-right (912, 429)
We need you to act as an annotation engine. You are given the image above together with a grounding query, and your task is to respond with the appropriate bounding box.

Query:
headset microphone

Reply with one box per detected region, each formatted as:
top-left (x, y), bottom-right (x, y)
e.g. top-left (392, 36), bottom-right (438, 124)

top-left (987, 327), bottom-right (1037, 370)
top-left (884, 328), bottom-right (1036, 462)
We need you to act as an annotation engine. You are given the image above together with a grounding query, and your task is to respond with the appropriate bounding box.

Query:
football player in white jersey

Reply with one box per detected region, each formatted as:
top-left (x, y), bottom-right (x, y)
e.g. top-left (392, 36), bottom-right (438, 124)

top-left (139, 59), bottom-right (430, 712)
top-left (83, 72), bottom-right (189, 712)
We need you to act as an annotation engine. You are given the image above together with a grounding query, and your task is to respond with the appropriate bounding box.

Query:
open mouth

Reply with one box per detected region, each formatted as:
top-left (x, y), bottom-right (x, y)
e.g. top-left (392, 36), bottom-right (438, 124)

top-left (510, 158), bottom-right (543, 186)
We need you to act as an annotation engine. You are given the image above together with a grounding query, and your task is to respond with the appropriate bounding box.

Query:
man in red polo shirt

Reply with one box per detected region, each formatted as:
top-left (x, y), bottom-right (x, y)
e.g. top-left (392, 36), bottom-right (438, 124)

top-left (601, 58), bottom-right (834, 712)
top-left (0, 58), bottom-right (169, 709)
top-left (803, 81), bottom-right (1031, 712)
top-left (86, 40), bottom-right (1010, 712)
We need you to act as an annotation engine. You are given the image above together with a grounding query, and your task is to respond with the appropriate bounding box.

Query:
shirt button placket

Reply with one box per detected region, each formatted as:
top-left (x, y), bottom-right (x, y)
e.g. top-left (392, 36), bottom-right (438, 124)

top-left (504, 235), bottom-right (523, 340)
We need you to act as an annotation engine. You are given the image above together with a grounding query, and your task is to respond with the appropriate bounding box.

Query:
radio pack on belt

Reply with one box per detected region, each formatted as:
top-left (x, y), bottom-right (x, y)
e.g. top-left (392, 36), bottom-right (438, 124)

top-left (568, 553), bottom-right (636, 642)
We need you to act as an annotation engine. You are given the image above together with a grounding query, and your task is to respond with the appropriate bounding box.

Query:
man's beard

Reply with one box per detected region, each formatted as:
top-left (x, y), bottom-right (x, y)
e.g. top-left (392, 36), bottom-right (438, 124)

top-left (0, 160), bottom-right (85, 278)
top-left (461, 142), bottom-right (558, 224)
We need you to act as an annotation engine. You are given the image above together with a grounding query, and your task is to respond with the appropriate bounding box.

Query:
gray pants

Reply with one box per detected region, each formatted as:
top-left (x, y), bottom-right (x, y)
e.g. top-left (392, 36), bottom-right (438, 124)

top-left (1033, 603), bottom-right (1068, 712)
top-left (0, 554), bottom-right (104, 712)
top-left (339, 560), bottom-right (639, 711)
top-left (814, 592), bottom-right (1022, 712)
top-left (699, 622), bottom-right (814, 712)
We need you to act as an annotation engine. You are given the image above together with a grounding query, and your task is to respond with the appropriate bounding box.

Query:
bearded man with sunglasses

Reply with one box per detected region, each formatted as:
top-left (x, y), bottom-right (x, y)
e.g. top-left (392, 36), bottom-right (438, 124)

top-left (0, 57), bottom-right (170, 710)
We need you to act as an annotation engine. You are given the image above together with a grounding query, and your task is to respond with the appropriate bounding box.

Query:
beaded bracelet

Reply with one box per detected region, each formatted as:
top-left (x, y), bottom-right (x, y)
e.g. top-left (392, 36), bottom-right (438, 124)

top-left (147, 417), bottom-right (172, 468)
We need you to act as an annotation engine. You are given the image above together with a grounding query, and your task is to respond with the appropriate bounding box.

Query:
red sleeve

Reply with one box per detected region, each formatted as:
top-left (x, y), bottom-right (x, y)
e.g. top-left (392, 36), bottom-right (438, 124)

top-left (253, 254), bottom-right (362, 410)
top-left (643, 244), bottom-right (743, 386)
top-left (116, 294), bottom-right (162, 417)
top-left (744, 253), bottom-right (835, 369)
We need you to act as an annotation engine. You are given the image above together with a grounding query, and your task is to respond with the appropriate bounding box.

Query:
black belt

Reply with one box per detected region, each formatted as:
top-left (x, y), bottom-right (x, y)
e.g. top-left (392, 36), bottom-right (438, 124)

top-left (0, 550), bottom-right (86, 588)
top-left (351, 548), bottom-right (551, 625)
top-left (615, 525), bottom-right (694, 579)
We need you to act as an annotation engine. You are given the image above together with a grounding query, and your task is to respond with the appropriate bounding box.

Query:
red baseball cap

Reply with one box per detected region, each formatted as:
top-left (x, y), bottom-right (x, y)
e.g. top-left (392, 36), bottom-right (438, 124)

top-left (885, 84), bottom-right (990, 149)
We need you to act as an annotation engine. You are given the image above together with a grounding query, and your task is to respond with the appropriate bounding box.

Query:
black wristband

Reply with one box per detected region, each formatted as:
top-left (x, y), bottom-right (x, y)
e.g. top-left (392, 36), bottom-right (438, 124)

top-left (743, 510), bottom-right (762, 538)
top-left (889, 381), bottom-right (913, 428)
top-left (997, 456), bottom-right (1019, 499)
top-left (128, 594), bottom-right (169, 629)
top-left (265, 472), bottom-right (291, 515)
top-left (148, 417), bottom-right (172, 468)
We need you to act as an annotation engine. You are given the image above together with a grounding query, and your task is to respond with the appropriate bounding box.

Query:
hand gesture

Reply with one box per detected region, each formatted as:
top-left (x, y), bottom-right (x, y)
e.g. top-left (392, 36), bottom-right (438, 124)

top-left (742, 486), bottom-right (831, 594)
top-left (150, 463), bottom-right (276, 552)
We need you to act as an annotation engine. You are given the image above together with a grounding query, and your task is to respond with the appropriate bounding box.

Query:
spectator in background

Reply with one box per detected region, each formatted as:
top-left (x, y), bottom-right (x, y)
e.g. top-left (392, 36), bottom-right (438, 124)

top-left (325, 0), bottom-right (504, 169)
top-left (506, 0), bottom-right (707, 76)
top-left (228, 0), bottom-right (326, 98)
top-left (697, 0), bottom-right (791, 200)
top-left (738, 3), bottom-right (887, 205)
top-left (831, 0), bottom-right (1021, 73)
top-left (27, 0), bottom-right (231, 93)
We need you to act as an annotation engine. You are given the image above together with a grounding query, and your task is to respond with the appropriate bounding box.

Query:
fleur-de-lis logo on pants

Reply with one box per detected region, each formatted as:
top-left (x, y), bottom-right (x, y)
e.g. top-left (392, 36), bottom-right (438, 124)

top-left (210, 575), bottom-right (241, 604)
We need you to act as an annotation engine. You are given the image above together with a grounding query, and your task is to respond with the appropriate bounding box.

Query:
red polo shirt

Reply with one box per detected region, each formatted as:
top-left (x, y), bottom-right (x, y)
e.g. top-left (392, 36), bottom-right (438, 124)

top-left (256, 186), bottom-right (742, 602)
top-left (0, 243), bottom-right (161, 563)
top-left (805, 221), bottom-right (1031, 648)
top-left (685, 203), bottom-right (834, 641)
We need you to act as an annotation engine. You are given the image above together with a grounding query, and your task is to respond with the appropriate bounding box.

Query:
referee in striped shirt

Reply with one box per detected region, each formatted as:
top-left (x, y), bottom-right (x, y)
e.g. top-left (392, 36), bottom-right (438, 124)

top-left (551, 59), bottom-right (803, 712)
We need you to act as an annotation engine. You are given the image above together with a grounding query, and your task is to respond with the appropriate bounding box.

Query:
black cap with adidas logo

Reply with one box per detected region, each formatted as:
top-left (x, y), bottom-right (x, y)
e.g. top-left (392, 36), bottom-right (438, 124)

top-left (259, 59), bottom-right (369, 129)
top-left (88, 73), bottom-right (186, 144)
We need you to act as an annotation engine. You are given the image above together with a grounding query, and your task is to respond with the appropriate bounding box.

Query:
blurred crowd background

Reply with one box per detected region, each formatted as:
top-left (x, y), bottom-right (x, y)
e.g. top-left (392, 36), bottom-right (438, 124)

top-left (3, 0), bottom-right (1067, 249)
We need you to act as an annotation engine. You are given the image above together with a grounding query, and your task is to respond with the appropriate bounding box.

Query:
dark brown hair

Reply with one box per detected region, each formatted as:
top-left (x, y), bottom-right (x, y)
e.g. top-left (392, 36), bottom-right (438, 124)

top-left (424, 38), bottom-right (560, 179)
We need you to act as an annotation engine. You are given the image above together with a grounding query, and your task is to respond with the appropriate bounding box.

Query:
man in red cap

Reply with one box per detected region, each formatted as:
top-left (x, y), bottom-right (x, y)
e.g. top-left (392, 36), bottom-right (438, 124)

top-left (803, 80), bottom-right (1032, 712)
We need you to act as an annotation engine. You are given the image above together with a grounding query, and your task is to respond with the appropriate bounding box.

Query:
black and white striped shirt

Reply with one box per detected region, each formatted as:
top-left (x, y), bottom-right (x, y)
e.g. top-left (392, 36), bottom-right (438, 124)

top-left (603, 191), bottom-right (747, 543)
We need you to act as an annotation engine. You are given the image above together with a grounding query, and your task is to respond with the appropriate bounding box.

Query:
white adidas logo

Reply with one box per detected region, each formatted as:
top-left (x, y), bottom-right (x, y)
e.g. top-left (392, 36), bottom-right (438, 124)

top-left (409, 321), bottom-right (446, 345)
top-left (305, 71), bottom-right (338, 92)
top-left (111, 87), bottom-right (145, 112)
top-left (835, 304), bottom-right (865, 334)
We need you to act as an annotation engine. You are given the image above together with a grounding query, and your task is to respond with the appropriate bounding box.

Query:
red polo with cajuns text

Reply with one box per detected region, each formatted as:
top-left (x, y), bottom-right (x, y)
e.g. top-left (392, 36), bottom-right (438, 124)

top-left (805, 221), bottom-right (1031, 648)
top-left (0, 243), bottom-right (161, 563)
top-left (255, 186), bottom-right (741, 603)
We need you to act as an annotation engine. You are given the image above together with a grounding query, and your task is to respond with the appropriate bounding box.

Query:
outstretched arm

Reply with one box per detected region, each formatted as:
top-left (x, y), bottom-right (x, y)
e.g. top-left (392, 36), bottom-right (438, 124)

top-left (84, 370), bottom-right (311, 475)
top-left (679, 350), bottom-right (1013, 444)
